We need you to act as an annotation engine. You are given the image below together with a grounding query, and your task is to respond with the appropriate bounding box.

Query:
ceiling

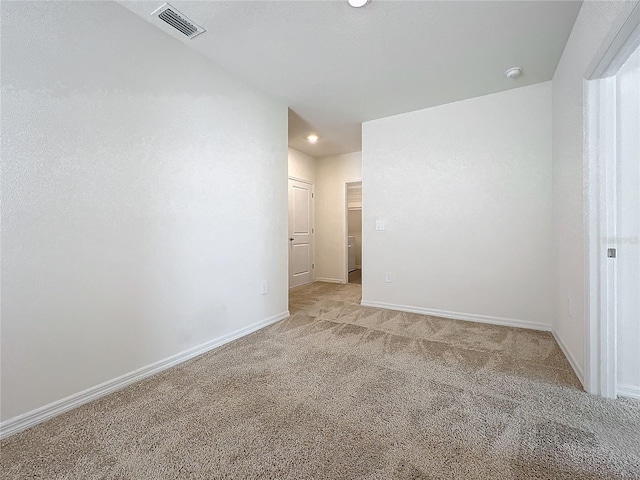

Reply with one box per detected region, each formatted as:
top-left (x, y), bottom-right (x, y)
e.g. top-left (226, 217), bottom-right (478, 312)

top-left (120, 1), bottom-right (582, 157)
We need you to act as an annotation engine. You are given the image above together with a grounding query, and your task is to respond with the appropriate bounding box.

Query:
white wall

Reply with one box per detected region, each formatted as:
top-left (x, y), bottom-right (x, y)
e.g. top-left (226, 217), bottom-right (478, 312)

top-left (1, 2), bottom-right (287, 423)
top-left (552, 0), bottom-right (638, 383)
top-left (615, 44), bottom-right (640, 394)
top-left (362, 82), bottom-right (552, 330)
top-left (315, 152), bottom-right (362, 282)
top-left (288, 148), bottom-right (316, 184)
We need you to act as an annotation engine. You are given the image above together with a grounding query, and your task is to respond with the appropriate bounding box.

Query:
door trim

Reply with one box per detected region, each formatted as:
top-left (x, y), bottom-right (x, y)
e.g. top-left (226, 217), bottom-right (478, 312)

top-left (344, 180), bottom-right (362, 284)
top-left (584, 4), bottom-right (640, 397)
top-left (288, 176), bottom-right (312, 184)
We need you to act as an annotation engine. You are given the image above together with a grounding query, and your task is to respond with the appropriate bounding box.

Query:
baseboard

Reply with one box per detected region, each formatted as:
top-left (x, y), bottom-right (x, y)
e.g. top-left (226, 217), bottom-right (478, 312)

top-left (552, 330), bottom-right (585, 387)
top-left (0, 310), bottom-right (289, 440)
top-left (617, 385), bottom-right (640, 400)
top-left (360, 300), bottom-right (552, 332)
top-left (290, 280), bottom-right (313, 290)
top-left (315, 277), bottom-right (343, 284)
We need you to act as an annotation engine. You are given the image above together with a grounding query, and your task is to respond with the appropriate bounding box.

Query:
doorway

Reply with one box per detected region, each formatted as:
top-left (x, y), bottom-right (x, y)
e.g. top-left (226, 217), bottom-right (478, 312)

top-left (586, 10), bottom-right (640, 399)
top-left (346, 182), bottom-right (362, 284)
top-left (288, 178), bottom-right (314, 288)
top-left (613, 43), bottom-right (640, 399)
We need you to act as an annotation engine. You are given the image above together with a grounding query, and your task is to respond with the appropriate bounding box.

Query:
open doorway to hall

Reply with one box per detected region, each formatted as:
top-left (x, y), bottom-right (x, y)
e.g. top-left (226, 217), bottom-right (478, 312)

top-left (346, 182), bottom-right (362, 284)
top-left (609, 38), bottom-right (640, 399)
top-left (586, 17), bottom-right (640, 399)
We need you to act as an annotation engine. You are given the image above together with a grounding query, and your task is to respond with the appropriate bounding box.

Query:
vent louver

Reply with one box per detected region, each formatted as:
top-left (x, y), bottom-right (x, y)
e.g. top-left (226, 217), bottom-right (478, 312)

top-left (152, 3), bottom-right (205, 39)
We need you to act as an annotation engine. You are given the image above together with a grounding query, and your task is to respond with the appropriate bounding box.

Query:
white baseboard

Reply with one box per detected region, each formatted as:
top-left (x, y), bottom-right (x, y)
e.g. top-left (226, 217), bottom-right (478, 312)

top-left (552, 330), bottom-right (585, 387)
top-left (0, 311), bottom-right (289, 440)
top-left (315, 277), bottom-right (344, 284)
top-left (360, 300), bottom-right (552, 332)
top-left (617, 384), bottom-right (640, 400)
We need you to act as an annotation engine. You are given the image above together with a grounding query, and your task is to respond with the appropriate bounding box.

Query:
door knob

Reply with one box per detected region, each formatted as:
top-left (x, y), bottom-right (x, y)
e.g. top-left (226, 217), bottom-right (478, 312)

top-left (289, 237), bottom-right (294, 241)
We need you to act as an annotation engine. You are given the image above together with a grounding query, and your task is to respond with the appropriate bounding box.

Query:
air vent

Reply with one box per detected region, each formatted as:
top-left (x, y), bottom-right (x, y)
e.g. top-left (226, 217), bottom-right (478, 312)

top-left (152, 3), bottom-right (206, 39)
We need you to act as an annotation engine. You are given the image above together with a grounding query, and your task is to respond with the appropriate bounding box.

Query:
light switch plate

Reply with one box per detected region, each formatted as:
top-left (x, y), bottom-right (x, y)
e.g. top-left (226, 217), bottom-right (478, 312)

top-left (376, 219), bottom-right (386, 231)
top-left (261, 280), bottom-right (268, 295)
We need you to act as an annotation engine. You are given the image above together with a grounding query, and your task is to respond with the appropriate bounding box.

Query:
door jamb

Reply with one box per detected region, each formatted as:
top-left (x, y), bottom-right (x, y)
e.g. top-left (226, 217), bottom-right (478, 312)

top-left (344, 180), bottom-right (362, 284)
top-left (584, 4), bottom-right (640, 397)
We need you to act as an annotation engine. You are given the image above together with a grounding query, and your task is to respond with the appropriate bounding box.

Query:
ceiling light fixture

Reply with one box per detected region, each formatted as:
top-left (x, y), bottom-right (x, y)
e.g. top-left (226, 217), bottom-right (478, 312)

top-left (348, 0), bottom-right (370, 8)
top-left (505, 67), bottom-right (523, 79)
top-left (307, 134), bottom-right (319, 144)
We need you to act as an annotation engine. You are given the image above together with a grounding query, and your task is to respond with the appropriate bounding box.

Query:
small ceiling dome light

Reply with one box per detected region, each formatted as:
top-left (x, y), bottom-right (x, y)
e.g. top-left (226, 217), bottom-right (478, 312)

top-left (348, 0), bottom-right (371, 7)
top-left (505, 67), bottom-right (523, 79)
top-left (307, 134), bottom-right (319, 144)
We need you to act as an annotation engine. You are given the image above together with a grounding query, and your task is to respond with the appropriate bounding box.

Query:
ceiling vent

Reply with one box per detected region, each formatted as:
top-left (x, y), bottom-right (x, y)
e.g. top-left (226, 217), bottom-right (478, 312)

top-left (152, 3), bottom-right (206, 39)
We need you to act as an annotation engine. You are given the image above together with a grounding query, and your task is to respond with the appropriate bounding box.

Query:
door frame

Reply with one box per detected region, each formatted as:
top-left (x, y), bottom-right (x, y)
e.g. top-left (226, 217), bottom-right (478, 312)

top-left (288, 176), bottom-right (315, 288)
top-left (344, 180), bottom-right (362, 284)
top-left (584, 3), bottom-right (640, 397)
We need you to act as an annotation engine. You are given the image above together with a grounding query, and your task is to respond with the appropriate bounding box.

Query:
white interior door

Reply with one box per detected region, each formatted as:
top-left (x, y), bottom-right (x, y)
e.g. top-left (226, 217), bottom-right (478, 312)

top-left (288, 179), bottom-right (313, 288)
top-left (585, 4), bottom-right (640, 398)
top-left (615, 44), bottom-right (640, 397)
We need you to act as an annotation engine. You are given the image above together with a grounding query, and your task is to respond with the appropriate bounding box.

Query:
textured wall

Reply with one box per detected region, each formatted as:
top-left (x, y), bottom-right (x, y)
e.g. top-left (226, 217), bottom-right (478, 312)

top-left (362, 82), bottom-right (553, 329)
top-left (315, 153), bottom-right (362, 282)
top-left (551, 0), bottom-right (637, 382)
top-left (288, 148), bottom-right (317, 184)
top-left (1, 2), bottom-right (287, 422)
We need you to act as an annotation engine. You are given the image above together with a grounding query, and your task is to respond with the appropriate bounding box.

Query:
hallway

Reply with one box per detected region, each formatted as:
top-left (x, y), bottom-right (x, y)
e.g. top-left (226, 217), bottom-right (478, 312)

top-left (348, 269), bottom-right (362, 284)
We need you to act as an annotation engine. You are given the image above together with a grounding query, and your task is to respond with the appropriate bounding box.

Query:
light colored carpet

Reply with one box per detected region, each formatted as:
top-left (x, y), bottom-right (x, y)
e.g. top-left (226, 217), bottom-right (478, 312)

top-left (2, 282), bottom-right (639, 479)
top-left (348, 269), bottom-right (362, 284)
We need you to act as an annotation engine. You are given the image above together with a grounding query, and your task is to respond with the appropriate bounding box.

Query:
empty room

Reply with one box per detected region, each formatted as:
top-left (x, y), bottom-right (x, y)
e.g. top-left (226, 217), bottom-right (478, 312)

top-left (2, 1), bottom-right (639, 478)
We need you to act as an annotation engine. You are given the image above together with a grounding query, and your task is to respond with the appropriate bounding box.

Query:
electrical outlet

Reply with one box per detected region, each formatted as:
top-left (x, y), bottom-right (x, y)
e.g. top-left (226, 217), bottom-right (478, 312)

top-left (376, 219), bottom-right (386, 231)
top-left (261, 280), bottom-right (268, 295)
top-left (385, 273), bottom-right (392, 283)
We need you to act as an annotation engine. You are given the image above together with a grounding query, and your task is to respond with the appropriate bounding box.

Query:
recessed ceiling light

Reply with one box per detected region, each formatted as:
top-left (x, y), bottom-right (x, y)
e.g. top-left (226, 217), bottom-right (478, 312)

top-left (348, 0), bottom-right (370, 8)
top-left (307, 134), bottom-right (319, 144)
top-left (505, 67), bottom-right (523, 79)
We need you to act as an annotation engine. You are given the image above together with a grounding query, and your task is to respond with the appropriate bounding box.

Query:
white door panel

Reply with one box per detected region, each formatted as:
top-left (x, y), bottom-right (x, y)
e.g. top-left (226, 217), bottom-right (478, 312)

top-left (615, 45), bottom-right (640, 393)
top-left (293, 244), bottom-right (311, 275)
top-left (293, 187), bottom-right (310, 234)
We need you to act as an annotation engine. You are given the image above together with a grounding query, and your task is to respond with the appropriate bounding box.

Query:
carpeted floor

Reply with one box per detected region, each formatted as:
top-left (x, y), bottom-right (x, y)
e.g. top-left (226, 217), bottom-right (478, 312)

top-left (348, 269), bottom-right (362, 284)
top-left (2, 282), bottom-right (639, 479)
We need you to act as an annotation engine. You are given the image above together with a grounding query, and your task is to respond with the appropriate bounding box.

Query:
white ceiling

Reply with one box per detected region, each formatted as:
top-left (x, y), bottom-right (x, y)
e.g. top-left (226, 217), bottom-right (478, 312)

top-left (121, 1), bottom-right (582, 157)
